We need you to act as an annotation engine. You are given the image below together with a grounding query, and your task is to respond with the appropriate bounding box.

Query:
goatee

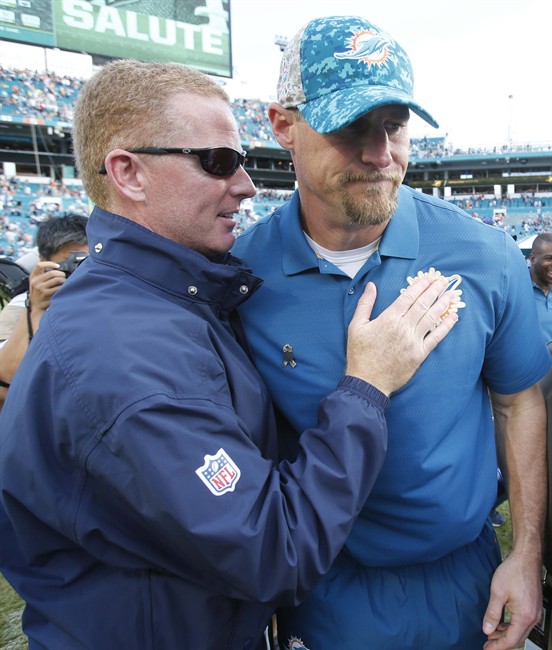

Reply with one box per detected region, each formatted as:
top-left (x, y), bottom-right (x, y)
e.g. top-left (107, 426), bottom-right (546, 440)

top-left (339, 171), bottom-right (403, 226)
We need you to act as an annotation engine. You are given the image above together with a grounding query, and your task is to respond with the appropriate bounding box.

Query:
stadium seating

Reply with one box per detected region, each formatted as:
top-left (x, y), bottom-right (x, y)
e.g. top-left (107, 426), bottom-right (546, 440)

top-left (1, 65), bottom-right (551, 260)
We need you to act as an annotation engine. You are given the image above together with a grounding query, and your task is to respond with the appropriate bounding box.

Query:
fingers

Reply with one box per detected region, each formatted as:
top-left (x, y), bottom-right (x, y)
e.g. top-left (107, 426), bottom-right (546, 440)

top-left (31, 263), bottom-right (64, 289)
top-left (349, 282), bottom-right (377, 328)
top-left (482, 622), bottom-right (528, 650)
top-left (483, 605), bottom-right (542, 649)
top-left (482, 597), bottom-right (523, 650)
top-left (483, 590), bottom-right (504, 637)
top-left (30, 263), bottom-right (66, 310)
top-left (421, 310), bottom-right (459, 355)
top-left (359, 275), bottom-right (461, 332)
top-left (31, 273), bottom-right (65, 295)
top-left (398, 276), bottom-right (463, 344)
top-left (393, 275), bottom-right (448, 316)
top-left (345, 275), bottom-right (462, 394)
top-left (418, 289), bottom-right (459, 335)
top-left (32, 261), bottom-right (60, 276)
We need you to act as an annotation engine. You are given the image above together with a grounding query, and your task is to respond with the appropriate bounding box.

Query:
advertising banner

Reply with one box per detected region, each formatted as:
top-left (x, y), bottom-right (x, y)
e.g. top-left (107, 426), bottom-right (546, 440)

top-left (0, 0), bottom-right (232, 77)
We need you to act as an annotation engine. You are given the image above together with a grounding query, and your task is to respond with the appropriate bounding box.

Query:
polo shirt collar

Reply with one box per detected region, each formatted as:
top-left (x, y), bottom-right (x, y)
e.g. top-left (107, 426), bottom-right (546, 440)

top-left (379, 185), bottom-right (419, 260)
top-left (277, 191), bottom-right (316, 275)
top-left (279, 185), bottom-right (419, 276)
top-left (532, 279), bottom-right (549, 296)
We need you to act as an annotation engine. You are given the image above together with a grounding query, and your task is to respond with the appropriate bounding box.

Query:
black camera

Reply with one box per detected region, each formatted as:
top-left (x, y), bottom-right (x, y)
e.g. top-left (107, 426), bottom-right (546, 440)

top-left (57, 252), bottom-right (88, 277)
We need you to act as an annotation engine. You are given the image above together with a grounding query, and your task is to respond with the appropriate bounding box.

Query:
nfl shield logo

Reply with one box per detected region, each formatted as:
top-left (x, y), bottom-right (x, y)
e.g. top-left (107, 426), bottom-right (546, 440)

top-left (195, 448), bottom-right (241, 496)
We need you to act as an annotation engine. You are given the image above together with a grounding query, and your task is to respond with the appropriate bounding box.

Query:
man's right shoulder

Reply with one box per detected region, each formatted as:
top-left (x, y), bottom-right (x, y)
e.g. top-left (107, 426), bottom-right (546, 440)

top-left (234, 209), bottom-right (283, 254)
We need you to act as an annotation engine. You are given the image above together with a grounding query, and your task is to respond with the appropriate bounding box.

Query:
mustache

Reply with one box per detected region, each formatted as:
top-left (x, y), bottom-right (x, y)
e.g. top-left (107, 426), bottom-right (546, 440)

top-left (339, 171), bottom-right (403, 185)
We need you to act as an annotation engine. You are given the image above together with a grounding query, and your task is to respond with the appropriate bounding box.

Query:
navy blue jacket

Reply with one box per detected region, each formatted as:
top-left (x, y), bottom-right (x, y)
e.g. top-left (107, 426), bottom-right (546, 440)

top-left (0, 207), bottom-right (388, 650)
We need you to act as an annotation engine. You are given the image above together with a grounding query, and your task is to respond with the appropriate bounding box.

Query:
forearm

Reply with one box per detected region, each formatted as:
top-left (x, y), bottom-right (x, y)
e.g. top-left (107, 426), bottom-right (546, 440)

top-left (0, 310), bottom-right (35, 384)
top-left (483, 385), bottom-right (547, 647)
top-left (491, 385), bottom-right (547, 562)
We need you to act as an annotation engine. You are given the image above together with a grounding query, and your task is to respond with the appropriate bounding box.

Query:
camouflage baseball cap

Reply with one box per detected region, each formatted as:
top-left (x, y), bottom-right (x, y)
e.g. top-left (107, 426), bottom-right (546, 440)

top-left (277, 15), bottom-right (439, 134)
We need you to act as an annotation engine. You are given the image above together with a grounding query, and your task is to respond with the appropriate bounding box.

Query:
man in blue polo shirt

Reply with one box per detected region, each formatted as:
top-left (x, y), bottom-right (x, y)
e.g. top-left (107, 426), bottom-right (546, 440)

top-left (529, 233), bottom-right (552, 344)
top-left (233, 15), bottom-right (551, 650)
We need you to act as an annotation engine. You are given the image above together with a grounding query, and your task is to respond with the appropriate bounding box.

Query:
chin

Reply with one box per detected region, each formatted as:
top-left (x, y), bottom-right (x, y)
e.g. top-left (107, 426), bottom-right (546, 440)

top-left (207, 237), bottom-right (235, 258)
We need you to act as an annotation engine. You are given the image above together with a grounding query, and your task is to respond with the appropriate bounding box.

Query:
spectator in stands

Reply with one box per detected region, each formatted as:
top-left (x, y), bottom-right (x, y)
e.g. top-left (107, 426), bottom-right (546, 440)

top-left (0, 58), bottom-right (459, 650)
top-left (232, 15), bottom-right (550, 650)
top-left (529, 233), bottom-right (552, 344)
top-left (0, 214), bottom-right (88, 404)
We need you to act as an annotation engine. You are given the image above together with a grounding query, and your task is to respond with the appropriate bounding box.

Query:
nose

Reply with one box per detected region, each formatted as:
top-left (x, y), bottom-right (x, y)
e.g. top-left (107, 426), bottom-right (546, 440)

top-left (231, 164), bottom-right (257, 200)
top-left (359, 126), bottom-right (393, 169)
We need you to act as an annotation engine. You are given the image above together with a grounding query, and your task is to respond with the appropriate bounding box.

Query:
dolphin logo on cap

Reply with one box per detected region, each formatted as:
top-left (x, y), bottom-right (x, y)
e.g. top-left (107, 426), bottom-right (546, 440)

top-left (334, 29), bottom-right (392, 67)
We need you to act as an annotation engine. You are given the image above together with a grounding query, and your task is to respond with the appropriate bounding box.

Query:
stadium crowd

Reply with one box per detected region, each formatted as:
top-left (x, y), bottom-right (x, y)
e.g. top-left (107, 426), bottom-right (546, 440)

top-left (2, 180), bottom-right (551, 261)
top-left (2, 65), bottom-right (551, 156)
top-left (0, 64), bottom-right (551, 260)
top-left (0, 176), bottom-right (88, 258)
top-left (0, 67), bottom-right (81, 124)
top-left (0, 176), bottom-right (295, 259)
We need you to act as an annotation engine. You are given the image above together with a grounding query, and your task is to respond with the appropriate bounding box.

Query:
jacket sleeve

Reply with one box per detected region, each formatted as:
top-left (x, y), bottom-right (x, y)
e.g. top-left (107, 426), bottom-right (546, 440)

top-left (77, 375), bottom-right (388, 606)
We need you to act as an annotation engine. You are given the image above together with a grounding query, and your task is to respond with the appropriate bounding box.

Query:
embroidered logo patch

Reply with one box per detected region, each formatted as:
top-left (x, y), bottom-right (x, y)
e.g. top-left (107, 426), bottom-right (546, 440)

top-left (195, 448), bottom-right (241, 496)
top-left (400, 267), bottom-right (466, 319)
top-left (287, 637), bottom-right (310, 650)
top-left (334, 28), bottom-right (392, 68)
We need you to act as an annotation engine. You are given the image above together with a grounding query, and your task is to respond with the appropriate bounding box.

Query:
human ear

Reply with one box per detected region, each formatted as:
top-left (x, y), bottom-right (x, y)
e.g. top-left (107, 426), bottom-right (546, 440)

top-left (268, 103), bottom-right (296, 151)
top-left (102, 150), bottom-right (147, 203)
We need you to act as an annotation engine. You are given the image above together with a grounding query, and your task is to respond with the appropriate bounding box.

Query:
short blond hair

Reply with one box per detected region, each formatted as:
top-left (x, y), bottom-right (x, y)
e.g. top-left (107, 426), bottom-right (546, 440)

top-left (72, 59), bottom-right (229, 207)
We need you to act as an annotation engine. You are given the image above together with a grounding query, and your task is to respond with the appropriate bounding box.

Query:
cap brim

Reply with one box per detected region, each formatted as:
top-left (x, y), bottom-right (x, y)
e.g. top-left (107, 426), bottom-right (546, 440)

top-left (298, 85), bottom-right (439, 134)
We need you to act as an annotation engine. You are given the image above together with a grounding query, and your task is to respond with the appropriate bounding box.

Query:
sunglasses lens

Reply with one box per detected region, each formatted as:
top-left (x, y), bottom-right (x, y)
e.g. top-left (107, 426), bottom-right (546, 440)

top-left (203, 149), bottom-right (241, 176)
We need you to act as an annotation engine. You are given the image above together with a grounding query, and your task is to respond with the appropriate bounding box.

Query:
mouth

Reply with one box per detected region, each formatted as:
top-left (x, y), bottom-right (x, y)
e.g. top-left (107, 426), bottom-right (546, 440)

top-left (341, 171), bottom-right (403, 185)
top-left (341, 177), bottom-right (401, 194)
top-left (218, 213), bottom-right (239, 234)
top-left (348, 176), bottom-right (389, 184)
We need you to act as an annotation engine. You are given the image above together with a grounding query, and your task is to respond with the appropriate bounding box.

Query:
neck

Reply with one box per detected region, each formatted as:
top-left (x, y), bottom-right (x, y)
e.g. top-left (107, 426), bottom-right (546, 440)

top-left (301, 213), bottom-right (388, 251)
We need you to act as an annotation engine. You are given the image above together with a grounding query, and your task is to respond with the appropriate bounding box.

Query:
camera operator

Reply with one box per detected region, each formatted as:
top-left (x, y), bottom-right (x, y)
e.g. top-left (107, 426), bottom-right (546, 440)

top-left (0, 214), bottom-right (88, 404)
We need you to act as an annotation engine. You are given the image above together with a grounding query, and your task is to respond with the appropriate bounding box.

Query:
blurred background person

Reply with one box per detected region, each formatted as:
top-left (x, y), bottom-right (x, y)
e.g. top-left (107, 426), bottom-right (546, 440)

top-left (529, 233), bottom-right (552, 344)
top-left (0, 214), bottom-right (88, 403)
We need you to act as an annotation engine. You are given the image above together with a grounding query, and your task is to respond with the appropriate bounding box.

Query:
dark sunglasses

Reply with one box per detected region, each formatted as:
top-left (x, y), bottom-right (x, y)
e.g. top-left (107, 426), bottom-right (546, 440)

top-left (98, 146), bottom-right (247, 177)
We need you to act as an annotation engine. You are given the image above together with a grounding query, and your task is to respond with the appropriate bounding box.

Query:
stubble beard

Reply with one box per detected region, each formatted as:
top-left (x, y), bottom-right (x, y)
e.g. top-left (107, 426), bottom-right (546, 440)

top-left (339, 171), bottom-right (403, 227)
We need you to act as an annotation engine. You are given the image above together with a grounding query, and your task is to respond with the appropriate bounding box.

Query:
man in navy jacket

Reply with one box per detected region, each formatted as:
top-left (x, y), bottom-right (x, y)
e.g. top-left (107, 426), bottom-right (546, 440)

top-left (0, 59), bottom-right (457, 650)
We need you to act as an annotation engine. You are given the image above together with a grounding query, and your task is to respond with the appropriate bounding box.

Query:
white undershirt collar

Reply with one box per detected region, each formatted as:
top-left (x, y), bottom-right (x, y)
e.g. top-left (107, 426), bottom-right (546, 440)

top-left (304, 232), bottom-right (381, 278)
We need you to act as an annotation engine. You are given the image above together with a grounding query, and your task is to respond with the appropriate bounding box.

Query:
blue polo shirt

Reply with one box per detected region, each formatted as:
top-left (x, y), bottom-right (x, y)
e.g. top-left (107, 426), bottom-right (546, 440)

top-left (532, 281), bottom-right (552, 344)
top-left (233, 186), bottom-right (551, 566)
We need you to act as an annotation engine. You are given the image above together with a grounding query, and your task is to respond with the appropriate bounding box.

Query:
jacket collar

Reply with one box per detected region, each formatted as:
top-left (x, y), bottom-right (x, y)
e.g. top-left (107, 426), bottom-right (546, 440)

top-left (86, 207), bottom-right (262, 311)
